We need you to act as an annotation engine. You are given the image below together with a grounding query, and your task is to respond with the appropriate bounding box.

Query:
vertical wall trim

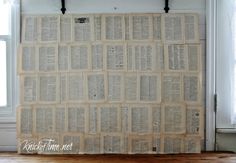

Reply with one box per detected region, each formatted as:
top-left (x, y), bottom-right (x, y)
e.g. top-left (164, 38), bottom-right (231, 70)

top-left (205, 0), bottom-right (216, 151)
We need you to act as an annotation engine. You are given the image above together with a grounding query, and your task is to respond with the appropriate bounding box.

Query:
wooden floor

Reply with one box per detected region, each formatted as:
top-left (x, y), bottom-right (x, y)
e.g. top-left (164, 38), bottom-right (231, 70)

top-left (0, 152), bottom-right (236, 163)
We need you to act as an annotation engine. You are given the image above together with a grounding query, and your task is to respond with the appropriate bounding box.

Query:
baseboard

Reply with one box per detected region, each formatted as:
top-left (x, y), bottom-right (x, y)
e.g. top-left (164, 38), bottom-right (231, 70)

top-left (0, 123), bottom-right (17, 151)
top-left (216, 133), bottom-right (236, 152)
top-left (0, 146), bottom-right (17, 151)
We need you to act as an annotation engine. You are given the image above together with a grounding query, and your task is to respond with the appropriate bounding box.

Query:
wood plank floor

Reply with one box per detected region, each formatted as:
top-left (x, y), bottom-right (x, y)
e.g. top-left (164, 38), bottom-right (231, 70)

top-left (0, 152), bottom-right (236, 163)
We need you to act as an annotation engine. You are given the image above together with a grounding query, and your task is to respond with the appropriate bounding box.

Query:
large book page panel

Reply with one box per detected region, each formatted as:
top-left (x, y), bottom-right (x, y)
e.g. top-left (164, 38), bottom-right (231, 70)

top-left (18, 13), bottom-right (203, 154)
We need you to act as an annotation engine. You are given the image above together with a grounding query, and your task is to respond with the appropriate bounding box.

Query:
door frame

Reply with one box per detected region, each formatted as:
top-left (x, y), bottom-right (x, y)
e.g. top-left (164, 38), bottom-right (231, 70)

top-left (205, 0), bottom-right (216, 151)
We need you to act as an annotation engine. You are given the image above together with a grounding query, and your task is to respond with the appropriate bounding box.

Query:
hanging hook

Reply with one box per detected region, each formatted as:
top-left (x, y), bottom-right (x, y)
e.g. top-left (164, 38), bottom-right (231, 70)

top-left (61, 0), bottom-right (66, 14)
top-left (164, 0), bottom-right (169, 13)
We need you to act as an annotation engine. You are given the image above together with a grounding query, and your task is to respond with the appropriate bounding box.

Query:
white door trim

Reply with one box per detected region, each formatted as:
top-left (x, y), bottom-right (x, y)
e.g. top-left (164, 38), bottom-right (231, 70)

top-left (205, 0), bottom-right (216, 151)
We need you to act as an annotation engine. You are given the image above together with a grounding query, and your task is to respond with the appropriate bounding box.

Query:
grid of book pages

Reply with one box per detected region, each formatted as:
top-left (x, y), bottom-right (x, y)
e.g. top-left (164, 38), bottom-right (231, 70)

top-left (17, 13), bottom-right (203, 154)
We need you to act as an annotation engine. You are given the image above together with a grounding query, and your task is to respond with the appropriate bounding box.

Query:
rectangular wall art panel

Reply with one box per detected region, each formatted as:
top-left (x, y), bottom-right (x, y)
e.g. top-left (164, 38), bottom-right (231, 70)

top-left (17, 13), bottom-right (203, 154)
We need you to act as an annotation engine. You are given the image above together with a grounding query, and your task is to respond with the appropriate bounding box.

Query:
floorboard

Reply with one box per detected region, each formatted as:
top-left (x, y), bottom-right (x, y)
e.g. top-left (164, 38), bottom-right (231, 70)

top-left (0, 152), bottom-right (235, 163)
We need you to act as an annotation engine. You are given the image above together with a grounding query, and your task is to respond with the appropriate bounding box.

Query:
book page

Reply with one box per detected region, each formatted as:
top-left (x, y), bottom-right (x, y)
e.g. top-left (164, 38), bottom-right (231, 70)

top-left (186, 107), bottom-right (201, 135)
top-left (55, 106), bottom-right (66, 132)
top-left (37, 135), bottom-right (60, 154)
top-left (87, 73), bottom-right (105, 101)
top-left (20, 45), bottom-right (36, 72)
top-left (73, 16), bottom-right (91, 41)
top-left (154, 44), bottom-right (164, 71)
top-left (140, 74), bottom-right (160, 102)
top-left (60, 16), bottom-right (72, 42)
top-left (19, 107), bottom-right (33, 135)
top-left (125, 15), bottom-right (131, 40)
top-left (18, 137), bottom-right (38, 154)
top-left (40, 16), bottom-right (59, 42)
top-left (68, 73), bottom-right (85, 101)
top-left (63, 135), bottom-right (81, 154)
top-left (38, 45), bottom-right (57, 72)
top-left (124, 74), bottom-right (137, 102)
top-left (128, 43), bottom-right (159, 71)
top-left (106, 44), bottom-right (125, 70)
top-left (103, 135), bottom-right (121, 153)
top-left (58, 45), bottom-right (69, 71)
top-left (166, 44), bottom-right (186, 71)
top-left (21, 75), bottom-right (37, 103)
top-left (185, 14), bottom-right (199, 43)
top-left (67, 105), bottom-right (85, 132)
top-left (132, 15), bottom-right (151, 40)
top-left (152, 106), bottom-right (161, 133)
top-left (108, 73), bottom-right (123, 101)
top-left (162, 74), bottom-right (181, 102)
top-left (104, 15), bottom-right (123, 40)
top-left (183, 74), bottom-right (200, 103)
top-left (163, 104), bottom-right (186, 133)
top-left (164, 136), bottom-right (183, 153)
top-left (91, 44), bottom-right (103, 70)
top-left (59, 74), bottom-right (67, 102)
top-left (131, 106), bottom-right (149, 133)
top-left (94, 15), bottom-right (102, 40)
top-left (123, 136), bottom-right (129, 153)
top-left (70, 44), bottom-right (89, 70)
top-left (162, 14), bottom-right (184, 43)
top-left (22, 16), bottom-right (38, 42)
top-left (152, 135), bottom-right (161, 153)
top-left (184, 137), bottom-right (201, 153)
top-left (134, 44), bottom-right (153, 71)
top-left (121, 106), bottom-right (129, 133)
top-left (100, 106), bottom-right (119, 132)
top-left (35, 106), bottom-right (53, 133)
top-left (153, 14), bottom-right (161, 41)
top-left (84, 135), bottom-right (100, 153)
top-left (88, 105), bottom-right (98, 133)
top-left (130, 136), bottom-right (151, 153)
top-left (39, 75), bottom-right (57, 102)
top-left (187, 44), bottom-right (200, 71)
top-left (127, 44), bottom-right (133, 70)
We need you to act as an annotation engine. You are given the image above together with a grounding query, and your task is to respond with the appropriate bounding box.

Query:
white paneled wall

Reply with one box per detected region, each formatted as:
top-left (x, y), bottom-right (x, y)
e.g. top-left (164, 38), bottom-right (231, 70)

top-left (22, 0), bottom-right (205, 14)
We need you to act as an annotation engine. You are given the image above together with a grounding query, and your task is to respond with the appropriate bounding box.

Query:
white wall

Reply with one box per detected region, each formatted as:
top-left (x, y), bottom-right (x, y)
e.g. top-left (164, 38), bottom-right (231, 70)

top-left (21, 0), bottom-right (205, 14)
